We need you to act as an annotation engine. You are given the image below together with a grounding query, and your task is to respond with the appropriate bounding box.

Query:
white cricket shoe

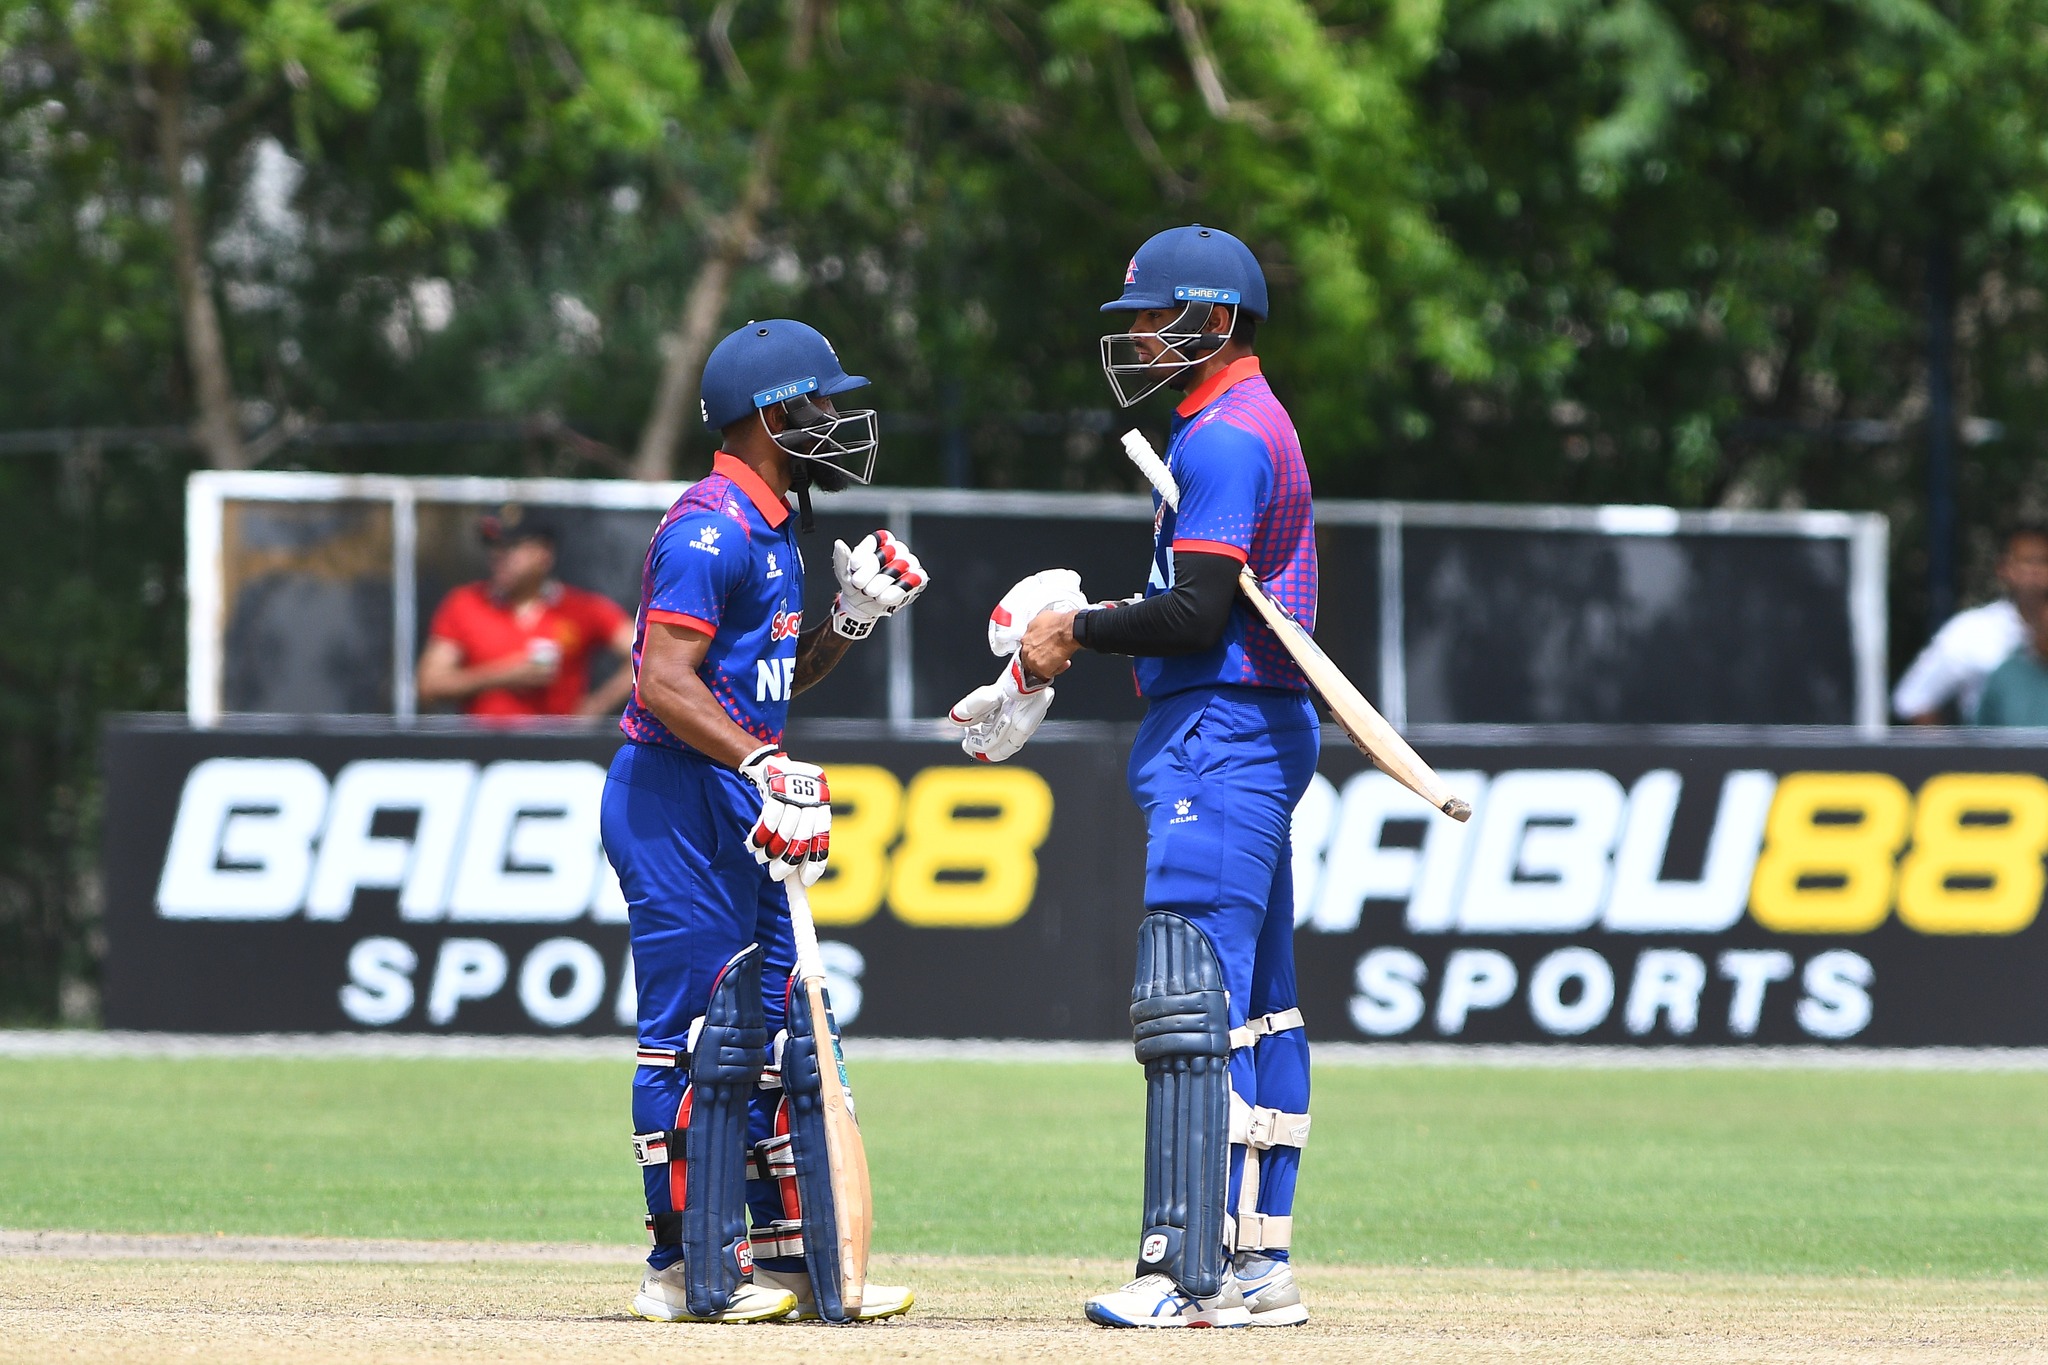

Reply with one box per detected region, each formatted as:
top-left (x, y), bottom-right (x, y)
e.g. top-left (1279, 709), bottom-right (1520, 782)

top-left (1231, 1252), bottom-right (1309, 1326)
top-left (1083, 1272), bottom-right (1251, 1328)
top-left (753, 1265), bottom-right (915, 1321)
top-left (630, 1264), bottom-right (798, 1323)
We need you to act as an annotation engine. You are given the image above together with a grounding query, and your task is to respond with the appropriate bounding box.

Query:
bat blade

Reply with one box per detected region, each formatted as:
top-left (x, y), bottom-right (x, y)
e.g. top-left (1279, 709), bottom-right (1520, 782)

top-left (785, 878), bottom-right (872, 1315)
top-left (802, 975), bottom-right (871, 1310)
top-left (1235, 568), bottom-right (1471, 821)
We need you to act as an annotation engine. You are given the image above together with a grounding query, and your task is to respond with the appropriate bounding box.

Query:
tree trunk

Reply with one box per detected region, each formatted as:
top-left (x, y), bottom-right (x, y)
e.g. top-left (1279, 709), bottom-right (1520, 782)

top-left (155, 62), bottom-right (247, 470)
top-left (631, 124), bottom-right (780, 481)
top-left (633, 0), bottom-right (819, 482)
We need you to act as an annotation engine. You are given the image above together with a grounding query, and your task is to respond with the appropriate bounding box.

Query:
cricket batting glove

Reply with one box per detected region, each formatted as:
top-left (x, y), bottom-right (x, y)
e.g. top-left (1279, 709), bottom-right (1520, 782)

top-left (738, 745), bottom-right (831, 884)
top-left (949, 655), bottom-right (1055, 763)
top-left (831, 530), bottom-right (927, 639)
top-left (988, 568), bottom-right (1088, 657)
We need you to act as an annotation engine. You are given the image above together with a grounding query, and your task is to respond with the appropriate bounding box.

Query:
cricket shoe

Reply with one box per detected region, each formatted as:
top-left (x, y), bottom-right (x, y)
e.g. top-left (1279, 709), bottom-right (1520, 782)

top-left (1231, 1252), bottom-right (1309, 1327)
top-left (1083, 1272), bottom-right (1251, 1328)
top-left (753, 1265), bottom-right (915, 1321)
top-left (630, 1265), bottom-right (798, 1323)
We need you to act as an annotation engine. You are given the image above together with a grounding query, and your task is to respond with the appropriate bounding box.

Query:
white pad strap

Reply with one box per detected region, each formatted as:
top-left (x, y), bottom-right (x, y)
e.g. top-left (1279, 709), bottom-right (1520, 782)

top-left (1229, 1092), bottom-right (1312, 1150)
top-left (756, 1030), bottom-right (788, 1091)
top-left (631, 1130), bottom-right (674, 1167)
top-left (748, 1218), bottom-right (804, 1258)
top-left (636, 1013), bottom-right (710, 1069)
top-left (1233, 1212), bottom-right (1293, 1252)
top-left (1229, 1007), bottom-right (1304, 1052)
top-left (750, 1133), bottom-right (796, 1184)
top-left (1227, 1091), bottom-right (1309, 1253)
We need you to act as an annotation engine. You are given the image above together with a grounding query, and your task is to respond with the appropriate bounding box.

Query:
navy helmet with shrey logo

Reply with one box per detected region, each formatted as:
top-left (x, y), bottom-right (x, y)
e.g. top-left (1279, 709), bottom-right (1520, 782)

top-left (1098, 225), bottom-right (1267, 408)
top-left (699, 318), bottom-right (879, 502)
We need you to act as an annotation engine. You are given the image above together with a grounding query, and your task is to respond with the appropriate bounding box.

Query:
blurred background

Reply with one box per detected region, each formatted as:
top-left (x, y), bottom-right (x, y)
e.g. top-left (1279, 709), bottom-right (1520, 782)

top-left (6, 0), bottom-right (2048, 1027)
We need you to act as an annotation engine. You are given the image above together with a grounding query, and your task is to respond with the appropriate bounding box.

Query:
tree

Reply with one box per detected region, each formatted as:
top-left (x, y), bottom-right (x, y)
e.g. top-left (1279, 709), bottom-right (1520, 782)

top-left (631, 0), bottom-right (814, 480)
top-left (1418, 0), bottom-right (2048, 642)
top-left (12, 0), bottom-right (381, 466)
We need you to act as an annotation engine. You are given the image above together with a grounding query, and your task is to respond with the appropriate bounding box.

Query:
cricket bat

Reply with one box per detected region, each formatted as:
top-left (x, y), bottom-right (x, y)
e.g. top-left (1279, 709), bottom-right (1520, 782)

top-left (784, 876), bottom-right (872, 1314)
top-left (1121, 429), bottom-right (1471, 823)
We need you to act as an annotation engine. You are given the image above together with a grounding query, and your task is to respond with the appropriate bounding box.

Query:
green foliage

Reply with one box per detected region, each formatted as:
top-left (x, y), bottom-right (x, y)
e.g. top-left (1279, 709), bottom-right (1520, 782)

top-left (0, 454), bottom-right (189, 1023)
top-left (4, 1056), bottom-right (2048, 1275)
top-left (376, 0), bottom-right (699, 240)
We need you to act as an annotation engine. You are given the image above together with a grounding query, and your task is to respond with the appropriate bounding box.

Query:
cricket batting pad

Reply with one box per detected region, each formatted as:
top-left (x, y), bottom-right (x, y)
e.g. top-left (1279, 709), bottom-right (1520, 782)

top-left (670, 943), bottom-right (767, 1317)
top-left (1130, 911), bottom-right (1232, 1297)
top-left (778, 977), bottom-right (858, 1322)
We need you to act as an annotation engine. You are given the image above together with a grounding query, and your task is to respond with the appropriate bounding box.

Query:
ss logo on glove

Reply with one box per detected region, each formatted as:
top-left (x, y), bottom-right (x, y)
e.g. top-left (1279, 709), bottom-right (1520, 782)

top-left (739, 745), bottom-right (833, 885)
top-left (773, 772), bottom-right (824, 804)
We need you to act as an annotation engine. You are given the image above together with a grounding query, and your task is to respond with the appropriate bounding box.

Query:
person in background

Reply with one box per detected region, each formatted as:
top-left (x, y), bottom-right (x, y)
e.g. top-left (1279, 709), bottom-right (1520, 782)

top-left (1973, 589), bottom-right (2048, 726)
top-left (417, 506), bottom-right (636, 719)
top-left (1892, 521), bottom-right (2048, 724)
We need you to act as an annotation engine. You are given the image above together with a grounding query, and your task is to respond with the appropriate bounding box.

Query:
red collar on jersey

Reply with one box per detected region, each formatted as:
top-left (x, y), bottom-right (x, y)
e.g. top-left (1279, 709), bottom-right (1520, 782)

top-left (1175, 355), bottom-right (1263, 418)
top-left (712, 451), bottom-right (792, 529)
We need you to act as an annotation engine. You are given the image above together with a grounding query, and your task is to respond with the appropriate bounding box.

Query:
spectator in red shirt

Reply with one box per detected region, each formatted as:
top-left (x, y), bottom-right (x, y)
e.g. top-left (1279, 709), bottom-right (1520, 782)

top-left (417, 509), bottom-right (636, 719)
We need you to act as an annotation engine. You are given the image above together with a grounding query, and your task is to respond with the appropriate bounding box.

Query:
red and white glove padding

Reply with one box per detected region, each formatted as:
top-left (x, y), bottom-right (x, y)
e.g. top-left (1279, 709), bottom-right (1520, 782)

top-left (738, 744), bottom-right (831, 884)
top-left (831, 530), bottom-right (927, 640)
top-left (987, 568), bottom-right (1088, 657)
top-left (948, 655), bottom-right (1055, 763)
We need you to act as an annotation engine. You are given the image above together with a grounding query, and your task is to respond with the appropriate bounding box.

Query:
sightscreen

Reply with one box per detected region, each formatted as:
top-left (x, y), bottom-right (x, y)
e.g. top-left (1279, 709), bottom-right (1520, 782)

top-left (189, 474), bottom-right (1886, 730)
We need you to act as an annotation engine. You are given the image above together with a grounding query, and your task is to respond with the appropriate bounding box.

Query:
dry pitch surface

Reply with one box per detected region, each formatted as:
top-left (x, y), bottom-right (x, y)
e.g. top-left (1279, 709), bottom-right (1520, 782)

top-left (3, 1234), bottom-right (2045, 1363)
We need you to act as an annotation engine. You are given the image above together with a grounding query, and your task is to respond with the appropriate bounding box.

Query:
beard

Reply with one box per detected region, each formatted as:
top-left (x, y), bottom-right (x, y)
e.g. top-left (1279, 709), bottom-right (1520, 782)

top-left (800, 458), bottom-right (853, 494)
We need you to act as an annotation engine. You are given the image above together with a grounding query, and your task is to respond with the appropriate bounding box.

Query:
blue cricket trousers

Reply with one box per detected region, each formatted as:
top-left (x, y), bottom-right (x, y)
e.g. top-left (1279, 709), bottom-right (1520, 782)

top-left (600, 741), bottom-right (799, 1271)
top-left (1128, 684), bottom-right (1319, 1253)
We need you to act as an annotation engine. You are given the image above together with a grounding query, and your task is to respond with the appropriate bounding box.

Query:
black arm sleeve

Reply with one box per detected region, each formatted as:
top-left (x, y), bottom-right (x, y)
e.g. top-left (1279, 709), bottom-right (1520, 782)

top-left (1071, 549), bottom-right (1240, 657)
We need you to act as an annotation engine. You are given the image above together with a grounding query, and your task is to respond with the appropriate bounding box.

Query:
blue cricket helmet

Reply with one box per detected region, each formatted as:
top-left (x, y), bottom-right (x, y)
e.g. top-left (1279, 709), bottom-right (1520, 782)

top-left (700, 319), bottom-right (870, 431)
top-left (1101, 224), bottom-right (1269, 320)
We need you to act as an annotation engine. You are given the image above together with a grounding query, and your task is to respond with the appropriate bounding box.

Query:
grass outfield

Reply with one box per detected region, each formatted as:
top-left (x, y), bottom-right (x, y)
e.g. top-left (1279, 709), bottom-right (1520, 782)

top-left (3, 1056), bottom-right (2047, 1278)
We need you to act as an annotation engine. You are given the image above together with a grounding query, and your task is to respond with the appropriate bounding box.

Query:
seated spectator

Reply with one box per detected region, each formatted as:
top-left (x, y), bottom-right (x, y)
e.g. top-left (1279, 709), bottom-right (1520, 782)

top-left (1974, 589), bottom-right (2048, 726)
top-left (417, 508), bottom-right (635, 719)
top-left (1893, 521), bottom-right (2048, 723)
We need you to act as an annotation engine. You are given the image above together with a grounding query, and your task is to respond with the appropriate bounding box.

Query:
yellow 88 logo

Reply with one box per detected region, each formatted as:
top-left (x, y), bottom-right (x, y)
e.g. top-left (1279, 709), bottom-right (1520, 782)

top-left (1896, 773), bottom-right (2048, 935)
top-left (806, 765), bottom-right (903, 927)
top-left (889, 767), bottom-right (1054, 929)
top-left (802, 764), bottom-right (1056, 930)
top-left (1749, 772), bottom-right (1912, 934)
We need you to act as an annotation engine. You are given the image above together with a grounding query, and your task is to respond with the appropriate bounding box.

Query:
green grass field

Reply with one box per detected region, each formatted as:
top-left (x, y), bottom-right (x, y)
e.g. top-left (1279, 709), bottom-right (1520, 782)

top-left (4, 1056), bottom-right (2046, 1279)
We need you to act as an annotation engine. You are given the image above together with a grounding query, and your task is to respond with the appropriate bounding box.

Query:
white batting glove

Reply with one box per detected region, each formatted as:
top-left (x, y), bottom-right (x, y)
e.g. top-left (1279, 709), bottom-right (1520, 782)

top-left (988, 568), bottom-right (1088, 657)
top-left (737, 744), bottom-right (832, 884)
top-left (948, 655), bottom-right (1055, 763)
top-left (831, 530), bottom-right (927, 640)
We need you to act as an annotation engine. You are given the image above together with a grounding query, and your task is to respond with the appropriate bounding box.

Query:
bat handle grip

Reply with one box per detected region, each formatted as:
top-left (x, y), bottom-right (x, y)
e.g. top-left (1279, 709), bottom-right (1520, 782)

top-left (785, 877), bottom-right (825, 983)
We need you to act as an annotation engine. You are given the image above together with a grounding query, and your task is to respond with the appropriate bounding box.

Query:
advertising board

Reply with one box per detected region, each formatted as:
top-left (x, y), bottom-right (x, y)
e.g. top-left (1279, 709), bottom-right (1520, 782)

top-left (103, 719), bottom-right (2048, 1045)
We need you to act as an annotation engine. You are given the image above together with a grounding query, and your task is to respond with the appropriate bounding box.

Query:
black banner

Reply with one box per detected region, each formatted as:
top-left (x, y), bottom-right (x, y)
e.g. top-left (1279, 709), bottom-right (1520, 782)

top-left (103, 719), bottom-right (2048, 1045)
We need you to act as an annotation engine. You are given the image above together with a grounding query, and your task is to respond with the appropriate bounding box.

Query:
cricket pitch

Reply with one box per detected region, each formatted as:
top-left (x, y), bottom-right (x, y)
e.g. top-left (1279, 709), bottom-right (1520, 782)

top-left (2, 1234), bottom-right (2044, 1363)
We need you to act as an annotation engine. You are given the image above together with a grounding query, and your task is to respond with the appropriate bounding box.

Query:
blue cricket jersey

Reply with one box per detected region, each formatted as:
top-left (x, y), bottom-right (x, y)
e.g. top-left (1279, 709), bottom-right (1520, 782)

top-left (1138, 356), bottom-right (1318, 699)
top-left (619, 452), bottom-right (805, 753)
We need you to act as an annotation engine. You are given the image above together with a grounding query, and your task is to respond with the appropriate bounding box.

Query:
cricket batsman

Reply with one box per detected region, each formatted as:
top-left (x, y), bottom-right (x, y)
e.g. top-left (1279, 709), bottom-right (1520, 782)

top-left (602, 319), bottom-right (923, 1324)
top-left (953, 225), bottom-right (1317, 1327)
